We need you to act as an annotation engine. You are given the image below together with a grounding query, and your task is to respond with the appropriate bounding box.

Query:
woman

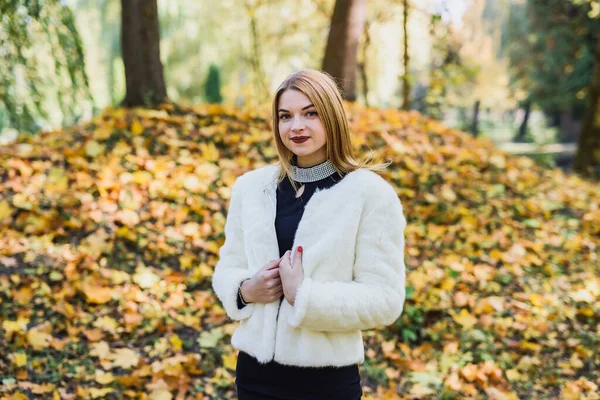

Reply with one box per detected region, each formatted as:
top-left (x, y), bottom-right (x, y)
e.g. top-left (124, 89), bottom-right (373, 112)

top-left (212, 69), bottom-right (407, 400)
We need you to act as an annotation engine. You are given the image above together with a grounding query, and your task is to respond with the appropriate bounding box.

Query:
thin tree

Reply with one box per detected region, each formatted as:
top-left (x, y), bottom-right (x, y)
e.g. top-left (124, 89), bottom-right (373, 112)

top-left (401, 0), bottom-right (411, 110)
top-left (515, 99), bottom-right (532, 143)
top-left (245, 0), bottom-right (269, 104)
top-left (357, 19), bottom-right (371, 107)
top-left (120, 0), bottom-right (167, 107)
top-left (573, 39), bottom-right (600, 177)
top-left (322, 0), bottom-right (367, 101)
top-left (0, 1), bottom-right (91, 132)
top-left (471, 100), bottom-right (480, 137)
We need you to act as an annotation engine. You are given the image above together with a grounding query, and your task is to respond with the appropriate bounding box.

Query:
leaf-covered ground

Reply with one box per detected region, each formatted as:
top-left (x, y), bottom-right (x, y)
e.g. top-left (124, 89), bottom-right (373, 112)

top-left (0, 102), bottom-right (598, 400)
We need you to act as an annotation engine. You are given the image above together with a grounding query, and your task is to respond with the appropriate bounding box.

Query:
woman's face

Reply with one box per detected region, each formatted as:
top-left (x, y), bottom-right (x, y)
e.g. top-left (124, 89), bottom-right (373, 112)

top-left (277, 89), bottom-right (327, 168)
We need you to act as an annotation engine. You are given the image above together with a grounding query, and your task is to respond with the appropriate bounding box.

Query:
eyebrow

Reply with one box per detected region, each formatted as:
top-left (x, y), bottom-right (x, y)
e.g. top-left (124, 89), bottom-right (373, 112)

top-left (278, 104), bottom-right (315, 113)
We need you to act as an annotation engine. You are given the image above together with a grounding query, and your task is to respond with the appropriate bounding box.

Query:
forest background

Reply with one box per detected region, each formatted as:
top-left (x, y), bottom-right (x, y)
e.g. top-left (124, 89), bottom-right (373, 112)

top-left (2, 0), bottom-right (599, 174)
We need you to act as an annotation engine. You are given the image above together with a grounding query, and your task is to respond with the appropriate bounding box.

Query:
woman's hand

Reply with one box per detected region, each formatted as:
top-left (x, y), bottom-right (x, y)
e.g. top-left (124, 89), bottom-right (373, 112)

top-left (241, 258), bottom-right (284, 304)
top-left (279, 246), bottom-right (304, 306)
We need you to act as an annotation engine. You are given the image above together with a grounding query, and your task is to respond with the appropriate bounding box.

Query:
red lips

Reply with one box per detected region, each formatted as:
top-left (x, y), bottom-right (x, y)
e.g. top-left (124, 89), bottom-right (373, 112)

top-left (291, 137), bottom-right (309, 143)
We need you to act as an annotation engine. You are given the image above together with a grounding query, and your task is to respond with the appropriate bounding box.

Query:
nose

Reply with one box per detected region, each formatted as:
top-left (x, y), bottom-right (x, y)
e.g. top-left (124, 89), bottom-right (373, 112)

top-left (291, 116), bottom-right (305, 132)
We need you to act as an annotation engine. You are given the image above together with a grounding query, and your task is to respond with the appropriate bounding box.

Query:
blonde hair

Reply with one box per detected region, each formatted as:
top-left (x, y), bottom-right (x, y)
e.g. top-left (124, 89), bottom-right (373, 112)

top-left (271, 68), bottom-right (390, 192)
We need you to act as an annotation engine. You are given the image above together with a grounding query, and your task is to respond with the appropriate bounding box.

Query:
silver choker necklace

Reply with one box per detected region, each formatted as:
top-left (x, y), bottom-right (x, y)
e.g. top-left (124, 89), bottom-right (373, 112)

top-left (290, 158), bottom-right (337, 183)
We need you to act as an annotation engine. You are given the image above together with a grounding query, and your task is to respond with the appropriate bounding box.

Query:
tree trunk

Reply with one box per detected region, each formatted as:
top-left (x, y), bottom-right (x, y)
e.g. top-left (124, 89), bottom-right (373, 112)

top-left (246, 1), bottom-right (269, 104)
top-left (120, 0), bottom-right (167, 107)
top-left (514, 100), bottom-right (531, 142)
top-left (401, 0), bottom-right (411, 110)
top-left (574, 39), bottom-right (600, 177)
top-left (471, 100), bottom-right (481, 137)
top-left (358, 19), bottom-right (371, 107)
top-left (322, 0), bottom-right (367, 101)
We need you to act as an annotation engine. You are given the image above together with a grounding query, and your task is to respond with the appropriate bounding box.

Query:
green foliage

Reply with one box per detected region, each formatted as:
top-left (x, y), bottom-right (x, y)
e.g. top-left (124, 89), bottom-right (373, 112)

top-left (504, 0), bottom-right (597, 114)
top-left (394, 285), bottom-right (423, 343)
top-left (415, 13), bottom-right (480, 120)
top-left (361, 358), bottom-right (388, 387)
top-left (0, 0), bottom-right (92, 133)
top-left (204, 64), bottom-right (223, 104)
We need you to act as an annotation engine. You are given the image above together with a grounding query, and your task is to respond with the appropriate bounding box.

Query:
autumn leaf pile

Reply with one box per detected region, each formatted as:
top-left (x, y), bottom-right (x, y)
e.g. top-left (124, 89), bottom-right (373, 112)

top-left (0, 102), bottom-right (598, 400)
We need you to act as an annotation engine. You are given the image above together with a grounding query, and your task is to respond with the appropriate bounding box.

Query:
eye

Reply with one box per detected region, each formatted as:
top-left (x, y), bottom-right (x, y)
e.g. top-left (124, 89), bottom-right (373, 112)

top-left (306, 111), bottom-right (318, 117)
top-left (278, 114), bottom-right (290, 120)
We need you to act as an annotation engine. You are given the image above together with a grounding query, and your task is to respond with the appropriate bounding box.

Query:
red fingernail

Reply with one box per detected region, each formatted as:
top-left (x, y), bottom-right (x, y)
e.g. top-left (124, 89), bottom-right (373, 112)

top-left (298, 246), bottom-right (303, 253)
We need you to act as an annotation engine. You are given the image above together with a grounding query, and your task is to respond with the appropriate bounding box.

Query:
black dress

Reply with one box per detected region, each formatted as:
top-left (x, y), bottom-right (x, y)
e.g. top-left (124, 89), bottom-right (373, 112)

top-left (235, 162), bottom-right (363, 400)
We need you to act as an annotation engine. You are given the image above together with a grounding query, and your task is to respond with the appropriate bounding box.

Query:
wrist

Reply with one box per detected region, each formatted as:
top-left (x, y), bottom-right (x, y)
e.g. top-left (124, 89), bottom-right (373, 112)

top-left (240, 279), bottom-right (252, 303)
top-left (290, 280), bottom-right (303, 306)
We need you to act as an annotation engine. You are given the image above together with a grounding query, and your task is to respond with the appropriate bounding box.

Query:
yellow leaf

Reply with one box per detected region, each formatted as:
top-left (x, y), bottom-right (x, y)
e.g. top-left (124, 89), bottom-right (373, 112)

top-left (90, 341), bottom-right (111, 360)
top-left (424, 193), bottom-right (438, 203)
top-left (199, 142), bottom-right (220, 162)
top-left (521, 341), bottom-right (541, 351)
top-left (529, 293), bottom-right (543, 307)
top-left (440, 277), bottom-right (456, 291)
top-left (149, 389), bottom-right (172, 400)
top-left (95, 370), bottom-right (115, 384)
top-left (133, 267), bottom-right (160, 288)
top-left (94, 316), bottom-right (118, 334)
top-left (570, 289), bottom-right (595, 303)
top-left (222, 352), bottom-right (237, 371)
top-left (130, 119), bottom-right (144, 135)
top-left (179, 254), bottom-right (194, 270)
top-left (170, 334), bottom-right (183, 352)
top-left (47, 167), bottom-right (68, 193)
top-left (89, 387), bottom-right (114, 398)
top-left (0, 200), bottom-right (14, 220)
top-left (131, 170), bottom-right (153, 185)
top-left (14, 287), bottom-right (34, 305)
top-left (12, 193), bottom-right (33, 210)
top-left (505, 369), bottom-right (521, 381)
top-left (570, 353), bottom-right (584, 369)
top-left (147, 378), bottom-right (172, 399)
top-left (451, 309), bottom-right (477, 330)
top-left (205, 241), bottom-right (220, 255)
top-left (93, 126), bottom-right (112, 140)
top-left (381, 340), bottom-right (396, 356)
top-left (182, 222), bottom-right (200, 237)
top-left (27, 323), bottom-right (53, 350)
top-left (85, 140), bottom-right (105, 157)
top-left (82, 281), bottom-right (113, 304)
top-left (460, 363), bottom-right (478, 382)
top-left (409, 383), bottom-right (436, 396)
top-left (110, 348), bottom-right (139, 369)
top-left (13, 352), bottom-right (27, 367)
top-left (441, 185), bottom-right (457, 202)
top-left (489, 154), bottom-right (506, 169)
top-left (196, 162), bottom-right (220, 184)
top-left (183, 174), bottom-right (208, 193)
top-left (115, 209), bottom-right (140, 227)
top-left (196, 263), bottom-right (214, 278)
top-left (29, 383), bottom-right (55, 395)
top-left (115, 226), bottom-right (137, 242)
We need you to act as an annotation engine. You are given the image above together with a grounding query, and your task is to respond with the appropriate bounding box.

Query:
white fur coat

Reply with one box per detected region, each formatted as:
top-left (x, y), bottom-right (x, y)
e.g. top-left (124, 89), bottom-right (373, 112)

top-left (211, 163), bottom-right (407, 367)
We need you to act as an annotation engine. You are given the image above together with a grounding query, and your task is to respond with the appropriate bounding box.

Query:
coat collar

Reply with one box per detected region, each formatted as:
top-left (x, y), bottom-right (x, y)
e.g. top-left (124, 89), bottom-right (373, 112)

top-left (252, 163), bottom-right (371, 227)
top-left (256, 163), bottom-right (368, 203)
top-left (242, 163), bottom-right (376, 266)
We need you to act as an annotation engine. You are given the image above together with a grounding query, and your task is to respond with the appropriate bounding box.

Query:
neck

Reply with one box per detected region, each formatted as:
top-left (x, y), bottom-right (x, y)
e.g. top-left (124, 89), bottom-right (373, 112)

top-left (296, 154), bottom-right (327, 168)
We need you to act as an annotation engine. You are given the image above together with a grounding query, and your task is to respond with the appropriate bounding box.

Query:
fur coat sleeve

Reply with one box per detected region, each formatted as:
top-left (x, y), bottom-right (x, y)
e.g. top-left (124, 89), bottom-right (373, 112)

top-left (211, 178), bottom-right (255, 321)
top-left (287, 188), bottom-right (407, 332)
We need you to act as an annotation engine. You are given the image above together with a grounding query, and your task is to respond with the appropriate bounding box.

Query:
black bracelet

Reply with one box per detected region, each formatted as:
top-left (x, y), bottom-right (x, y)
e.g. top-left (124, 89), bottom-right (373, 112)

top-left (238, 279), bottom-right (251, 305)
